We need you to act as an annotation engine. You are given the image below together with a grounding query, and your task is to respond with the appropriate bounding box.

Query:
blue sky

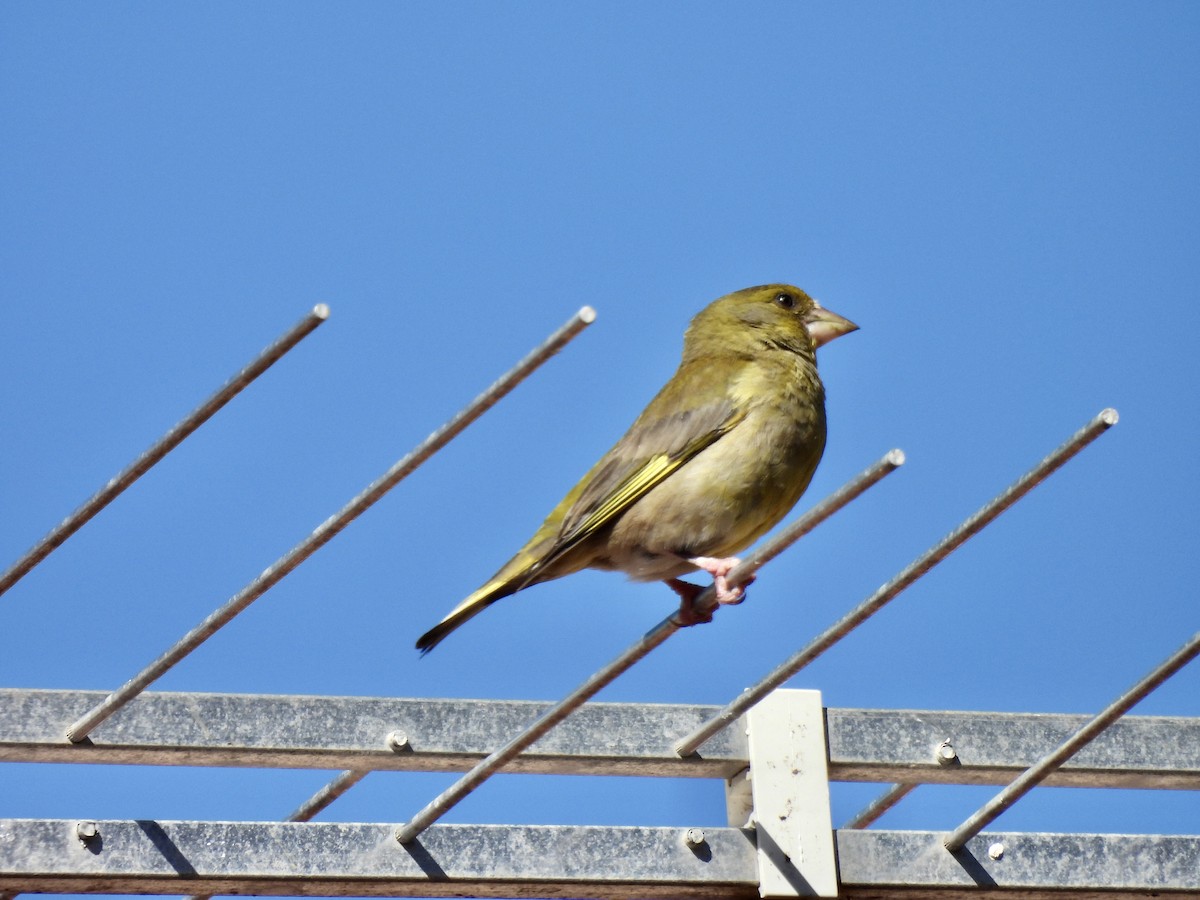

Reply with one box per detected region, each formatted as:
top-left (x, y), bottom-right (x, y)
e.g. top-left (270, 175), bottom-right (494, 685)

top-left (2, 0), bottom-right (1197, 885)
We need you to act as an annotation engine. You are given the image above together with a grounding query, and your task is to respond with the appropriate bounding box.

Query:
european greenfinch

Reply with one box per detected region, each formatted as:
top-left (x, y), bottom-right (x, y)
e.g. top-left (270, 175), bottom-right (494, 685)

top-left (416, 284), bottom-right (857, 654)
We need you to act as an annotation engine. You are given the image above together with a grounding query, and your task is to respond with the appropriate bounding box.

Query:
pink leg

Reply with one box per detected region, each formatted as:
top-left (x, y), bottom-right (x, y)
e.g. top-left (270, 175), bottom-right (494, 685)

top-left (666, 578), bottom-right (712, 626)
top-left (666, 557), bottom-right (754, 627)
top-left (688, 556), bottom-right (752, 606)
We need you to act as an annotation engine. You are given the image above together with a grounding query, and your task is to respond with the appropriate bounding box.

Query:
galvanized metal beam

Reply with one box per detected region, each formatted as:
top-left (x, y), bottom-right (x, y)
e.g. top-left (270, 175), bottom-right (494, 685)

top-left (0, 821), bottom-right (1196, 898)
top-left (1, 689), bottom-right (746, 777)
top-left (824, 706), bottom-right (1200, 789)
top-left (835, 828), bottom-right (1200, 897)
top-left (3, 690), bottom-right (1198, 789)
top-left (0, 820), bottom-right (757, 899)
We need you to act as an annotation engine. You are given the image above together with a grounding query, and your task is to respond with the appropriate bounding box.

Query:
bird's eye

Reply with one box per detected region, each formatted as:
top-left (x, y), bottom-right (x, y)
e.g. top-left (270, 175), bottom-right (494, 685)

top-left (774, 292), bottom-right (796, 309)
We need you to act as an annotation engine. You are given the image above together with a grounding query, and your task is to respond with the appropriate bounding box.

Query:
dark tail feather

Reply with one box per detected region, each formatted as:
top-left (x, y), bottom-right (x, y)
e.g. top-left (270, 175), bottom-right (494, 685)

top-left (415, 582), bottom-right (515, 655)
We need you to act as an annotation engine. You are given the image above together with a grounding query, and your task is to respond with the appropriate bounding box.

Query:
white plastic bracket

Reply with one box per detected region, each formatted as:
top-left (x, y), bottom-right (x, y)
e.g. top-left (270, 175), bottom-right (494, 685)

top-left (742, 688), bottom-right (837, 897)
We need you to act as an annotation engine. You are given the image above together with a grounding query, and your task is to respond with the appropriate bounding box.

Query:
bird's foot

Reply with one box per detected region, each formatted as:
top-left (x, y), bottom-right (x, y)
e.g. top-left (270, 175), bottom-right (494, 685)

top-left (666, 557), bottom-right (754, 627)
top-left (666, 578), bottom-right (713, 626)
top-left (688, 556), bottom-right (753, 606)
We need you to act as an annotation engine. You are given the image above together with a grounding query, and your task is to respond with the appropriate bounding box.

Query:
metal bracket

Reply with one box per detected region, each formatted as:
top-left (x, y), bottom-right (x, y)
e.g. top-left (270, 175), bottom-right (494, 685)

top-left (744, 688), bottom-right (837, 898)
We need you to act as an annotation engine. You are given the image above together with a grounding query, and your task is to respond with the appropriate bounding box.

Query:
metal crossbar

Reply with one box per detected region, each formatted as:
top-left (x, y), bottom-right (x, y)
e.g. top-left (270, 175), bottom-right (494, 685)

top-left (186, 769), bottom-right (371, 900)
top-left (1, 822), bottom-right (1197, 898)
top-left (5, 690), bottom-right (1198, 787)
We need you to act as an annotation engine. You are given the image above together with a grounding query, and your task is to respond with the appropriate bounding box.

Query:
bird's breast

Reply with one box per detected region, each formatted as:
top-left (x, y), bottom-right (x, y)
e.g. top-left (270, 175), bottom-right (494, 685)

top-left (603, 360), bottom-right (827, 581)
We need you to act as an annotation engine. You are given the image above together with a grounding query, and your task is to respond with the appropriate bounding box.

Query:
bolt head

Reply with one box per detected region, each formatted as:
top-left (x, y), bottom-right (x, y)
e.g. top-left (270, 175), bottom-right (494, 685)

top-left (387, 730), bottom-right (410, 751)
top-left (685, 828), bottom-right (707, 848)
top-left (988, 842), bottom-right (1005, 860)
top-left (75, 822), bottom-right (99, 842)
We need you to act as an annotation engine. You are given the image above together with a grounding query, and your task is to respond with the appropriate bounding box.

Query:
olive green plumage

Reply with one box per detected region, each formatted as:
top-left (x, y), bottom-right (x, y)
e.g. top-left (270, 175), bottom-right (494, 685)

top-left (416, 284), bottom-right (857, 653)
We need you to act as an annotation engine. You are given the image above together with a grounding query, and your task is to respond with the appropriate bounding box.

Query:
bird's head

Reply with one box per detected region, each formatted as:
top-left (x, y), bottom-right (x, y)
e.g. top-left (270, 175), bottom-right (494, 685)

top-left (686, 283), bottom-right (858, 359)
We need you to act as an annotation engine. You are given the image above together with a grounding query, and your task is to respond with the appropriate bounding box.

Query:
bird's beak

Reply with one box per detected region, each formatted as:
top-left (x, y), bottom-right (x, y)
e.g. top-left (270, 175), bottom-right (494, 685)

top-left (805, 303), bottom-right (859, 348)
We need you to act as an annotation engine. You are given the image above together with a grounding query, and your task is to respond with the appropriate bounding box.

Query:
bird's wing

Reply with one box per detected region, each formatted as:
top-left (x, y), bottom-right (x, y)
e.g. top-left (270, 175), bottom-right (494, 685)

top-left (415, 401), bottom-right (741, 654)
top-left (416, 367), bottom-right (746, 653)
top-left (535, 390), bottom-right (744, 574)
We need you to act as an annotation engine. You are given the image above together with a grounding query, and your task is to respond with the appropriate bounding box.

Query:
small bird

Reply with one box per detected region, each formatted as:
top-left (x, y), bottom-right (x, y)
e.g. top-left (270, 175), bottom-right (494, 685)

top-left (416, 284), bottom-right (857, 654)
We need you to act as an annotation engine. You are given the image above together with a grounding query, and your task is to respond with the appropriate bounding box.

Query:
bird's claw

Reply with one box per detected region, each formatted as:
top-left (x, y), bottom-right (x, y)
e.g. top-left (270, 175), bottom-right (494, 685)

top-left (712, 570), bottom-right (753, 606)
top-left (666, 557), bottom-right (755, 627)
top-left (689, 556), bottom-right (753, 606)
top-left (667, 578), bottom-right (712, 625)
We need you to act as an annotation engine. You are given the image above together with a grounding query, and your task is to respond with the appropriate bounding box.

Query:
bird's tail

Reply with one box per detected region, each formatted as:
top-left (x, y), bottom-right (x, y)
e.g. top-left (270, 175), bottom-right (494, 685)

top-left (415, 578), bottom-right (518, 655)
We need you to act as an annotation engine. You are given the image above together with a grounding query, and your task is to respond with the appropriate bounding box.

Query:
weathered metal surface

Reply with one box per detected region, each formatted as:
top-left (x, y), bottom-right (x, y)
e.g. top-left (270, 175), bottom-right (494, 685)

top-left (0, 689), bottom-right (747, 777)
top-left (1, 821), bottom-right (1196, 898)
top-left (825, 707), bottom-right (1200, 789)
top-left (0, 820), bottom-right (758, 899)
top-left (836, 829), bottom-right (1200, 896)
top-left (746, 689), bottom-right (837, 897)
top-left (4, 690), bottom-right (1199, 789)
top-left (9, 691), bottom-right (1200, 787)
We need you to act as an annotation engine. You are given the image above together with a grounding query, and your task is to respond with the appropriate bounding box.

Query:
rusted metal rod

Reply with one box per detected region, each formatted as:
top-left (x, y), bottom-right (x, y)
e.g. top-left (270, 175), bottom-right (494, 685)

top-left (675, 409), bottom-right (1119, 757)
top-left (0, 304), bottom-right (330, 599)
top-left (66, 307), bottom-right (596, 743)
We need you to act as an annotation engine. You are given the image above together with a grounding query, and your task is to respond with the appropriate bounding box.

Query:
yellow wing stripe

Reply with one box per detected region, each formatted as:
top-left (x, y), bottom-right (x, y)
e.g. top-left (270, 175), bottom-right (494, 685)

top-left (547, 410), bottom-right (745, 558)
top-left (562, 453), bottom-right (678, 542)
top-left (502, 454), bottom-right (690, 596)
